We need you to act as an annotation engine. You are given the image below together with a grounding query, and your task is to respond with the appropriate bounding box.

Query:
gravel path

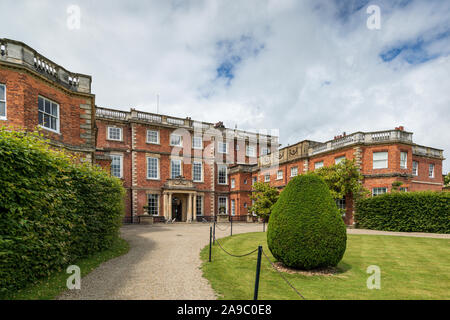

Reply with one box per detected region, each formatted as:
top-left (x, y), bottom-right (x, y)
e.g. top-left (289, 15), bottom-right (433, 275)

top-left (57, 222), bottom-right (263, 300)
top-left (57, 223), bottom-right (448, 300)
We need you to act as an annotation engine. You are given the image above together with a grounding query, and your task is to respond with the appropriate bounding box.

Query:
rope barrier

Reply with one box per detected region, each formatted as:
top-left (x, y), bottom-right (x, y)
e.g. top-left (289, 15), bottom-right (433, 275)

top-left (215, 238), bottom-right (259, 258)
top-left (209, 229), bottom-right (306, 300)
top-left (261, 249), bottom-right (306, 300)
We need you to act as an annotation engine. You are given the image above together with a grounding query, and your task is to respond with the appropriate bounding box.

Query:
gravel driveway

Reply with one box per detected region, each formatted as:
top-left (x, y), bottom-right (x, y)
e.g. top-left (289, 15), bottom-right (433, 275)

top-left (57, 223), bottom-right (448, 300)
top-left (57, 222), bottom-right (263, 300)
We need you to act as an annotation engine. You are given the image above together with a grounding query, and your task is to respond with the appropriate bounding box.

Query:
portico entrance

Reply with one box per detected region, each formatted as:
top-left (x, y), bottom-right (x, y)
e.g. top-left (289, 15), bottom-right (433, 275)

top-left (163, 177), bottom-right (202, 222)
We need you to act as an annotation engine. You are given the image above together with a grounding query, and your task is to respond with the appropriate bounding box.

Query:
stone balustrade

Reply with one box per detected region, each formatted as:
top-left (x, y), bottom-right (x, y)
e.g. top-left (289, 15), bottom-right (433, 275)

top-left (310, 130), bottom-right (414, 156)
top-left (259, 128), bottom-right (443, 167)
top-left (0, 38), bottom-right (91, 94)
top-left (412, 145), bottom-right (443, 158)
top-left (94, 106), bottom-right (274, 142)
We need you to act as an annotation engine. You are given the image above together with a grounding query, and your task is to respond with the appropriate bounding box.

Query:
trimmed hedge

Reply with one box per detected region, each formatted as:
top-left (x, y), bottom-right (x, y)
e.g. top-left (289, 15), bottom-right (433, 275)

top-left (0, 129), bottom-right (125, 294)
top-left (267, 174), bottom-right (347, 270)
top-left (355, 191), bottom-right (450, 234)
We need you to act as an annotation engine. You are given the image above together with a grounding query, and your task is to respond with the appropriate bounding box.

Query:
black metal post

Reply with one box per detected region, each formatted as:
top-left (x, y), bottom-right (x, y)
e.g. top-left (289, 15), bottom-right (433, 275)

top-left (209, 226), bottom-right (212, 262)
top-left (213, 221), bottom-right (216, 244)
top-left (253, 246), bottom-right (263, 300)
top-left (230, 217), bottom-right (233, 236)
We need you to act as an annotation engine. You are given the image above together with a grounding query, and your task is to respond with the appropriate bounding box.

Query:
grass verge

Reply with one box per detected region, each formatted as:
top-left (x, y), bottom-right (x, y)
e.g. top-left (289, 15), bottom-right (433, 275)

top-left (200, 232), bottom-right (450, 300)
top-left (1, 237), bottom-right (129, 300)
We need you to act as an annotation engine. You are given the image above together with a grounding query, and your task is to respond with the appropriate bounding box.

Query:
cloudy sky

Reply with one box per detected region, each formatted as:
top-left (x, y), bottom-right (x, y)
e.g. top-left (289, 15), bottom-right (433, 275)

top-left (1, 0), bottom-right (449, 171)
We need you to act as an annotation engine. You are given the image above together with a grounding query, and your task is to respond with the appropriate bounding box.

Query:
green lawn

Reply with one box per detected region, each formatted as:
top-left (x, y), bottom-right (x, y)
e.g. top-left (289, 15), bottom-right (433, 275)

top-left (200, 232), bottom-right (450, 300)
top-left (1, 237), bottom-right (129, 300)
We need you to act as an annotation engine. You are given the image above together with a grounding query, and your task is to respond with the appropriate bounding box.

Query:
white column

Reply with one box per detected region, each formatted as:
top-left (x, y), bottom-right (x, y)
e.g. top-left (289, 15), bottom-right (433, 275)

top-left (193, 194), bottom-right (197, 222)
top-left (168, 193), bottom-right (173, 220)
top-left (163, 193), bottom-right (169, 219)
top-left (187, 194), bottom-right (193, 222)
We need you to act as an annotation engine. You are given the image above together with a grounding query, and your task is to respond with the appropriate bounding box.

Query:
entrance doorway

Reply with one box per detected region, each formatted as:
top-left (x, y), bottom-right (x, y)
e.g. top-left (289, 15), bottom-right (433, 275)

top-left (172, 196), bottom-right (182, 221)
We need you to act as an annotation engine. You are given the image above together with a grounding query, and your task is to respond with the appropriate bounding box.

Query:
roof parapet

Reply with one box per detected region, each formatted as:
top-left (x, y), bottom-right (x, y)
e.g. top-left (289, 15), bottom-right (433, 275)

top-left (0, 38), bottom-right (91, 94)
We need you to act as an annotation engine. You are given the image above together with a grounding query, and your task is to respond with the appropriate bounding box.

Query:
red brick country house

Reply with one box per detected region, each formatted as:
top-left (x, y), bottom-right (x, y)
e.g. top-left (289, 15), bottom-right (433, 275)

top-left (0, 38), bottom-right (445, 225)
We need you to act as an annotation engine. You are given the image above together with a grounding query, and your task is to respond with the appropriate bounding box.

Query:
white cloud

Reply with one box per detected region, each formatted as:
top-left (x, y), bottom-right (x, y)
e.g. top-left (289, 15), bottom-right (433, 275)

top-left (0, 0), bottom-right (448, 171)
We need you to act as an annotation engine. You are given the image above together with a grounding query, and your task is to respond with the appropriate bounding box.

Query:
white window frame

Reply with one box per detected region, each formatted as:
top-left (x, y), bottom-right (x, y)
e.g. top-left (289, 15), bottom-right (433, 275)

top-left (246, 145), bottom-right (256, 157)
top-left (260, 147), bottom-right (270, 156)
top-left (171, 159), bottom-right (182, 178)
top-left (264, 173), bottom-right (270, 182)
top-left (373, 152), bottom-right (388, 169)
top-left (170, 134), bottom-right (183, 147)
top-left (231, 178), bottom-right (235, 189)
top-left (315, 161), bottom-right (324, 170)
top-left (400, 151), bottom-right (408, 169)
top-left (277, 170), bottom-right (283, 180)
top-left (192, 161), bottom-right (203, 182)
top-left (429, 164), bottom-right (435, 178)
top-left (218, 141), bottom-right (228, 154)
top-left (231, 199), bottom-right (236, 216)
top-left (147, 194), bottom-right (159, 216)
top-left (290, 167), bottom-right (298, 177)
top-left (218, 196), bottom-right (228, 214)
top-left (252, 176), bottom-right (257, 185)
top-left (192, 136), bottom-right (203, 149)
top-left (218, 164), bottom-right (228, 185)
top-left (372, 187), bottom-right (387, 196)
top-left (107, 126), bottom-right (122, 141)
top-left (0, 83), bottom-right (6, 120)
top-left (335, 156), bottom-right (345, 164)
top-left (412, 161), bottom-right (418, 176)
top-left (147, 157), bottom-right (159, 180)
top-left (146, 130), bottom-right (159, 144)
top-left (38, 96), bottom-right (60, 133)
top-left (110, 154), bottom-right (123, 178)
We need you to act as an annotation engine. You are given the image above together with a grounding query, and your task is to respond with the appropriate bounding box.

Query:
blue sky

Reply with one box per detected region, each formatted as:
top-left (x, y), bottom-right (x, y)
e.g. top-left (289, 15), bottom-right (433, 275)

top-left (0, 0), bottom-right (449, 172)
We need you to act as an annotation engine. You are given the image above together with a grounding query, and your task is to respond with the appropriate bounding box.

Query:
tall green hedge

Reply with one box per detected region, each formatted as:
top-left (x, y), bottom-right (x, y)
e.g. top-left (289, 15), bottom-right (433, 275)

top-left (0, 128), bottom-right (125, 294)
top-left (355, 191), bottom-right (450, 234)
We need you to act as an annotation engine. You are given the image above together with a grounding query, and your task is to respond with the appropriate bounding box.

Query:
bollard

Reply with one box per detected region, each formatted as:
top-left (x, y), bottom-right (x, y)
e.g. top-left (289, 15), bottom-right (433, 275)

top-left (209, 226), bottom-right (212, 262)
top-left (213, 221), bottom-right (216, 244)
top-left (230, 217), bottom-right (233, 236)
top-left (253, 246), bottom-right (263, 300)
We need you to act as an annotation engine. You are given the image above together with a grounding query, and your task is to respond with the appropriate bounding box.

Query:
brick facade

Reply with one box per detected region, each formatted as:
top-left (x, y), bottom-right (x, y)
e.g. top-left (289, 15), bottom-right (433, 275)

top-left (1, 39), bottom-right (445, 225)
top-left (0, 39), bottom-right (95, 161)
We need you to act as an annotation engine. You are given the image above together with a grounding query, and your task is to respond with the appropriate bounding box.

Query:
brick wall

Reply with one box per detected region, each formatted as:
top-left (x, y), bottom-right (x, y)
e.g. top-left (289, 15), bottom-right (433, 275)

top-left (0, 66), bottom-right (95, 159)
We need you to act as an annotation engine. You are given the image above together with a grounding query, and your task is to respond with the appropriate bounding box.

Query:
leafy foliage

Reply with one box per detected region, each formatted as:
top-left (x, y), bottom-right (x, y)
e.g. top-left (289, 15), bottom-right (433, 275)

top-left (391, 181), bottom-right (404, 191)
top-left (444, 173), bottom-right (450, 186)
top-left (315, 159), bottom-right (368, 200)
top-left (267, 174), bottom-right (347, 270)
top-left (0, 128), bottom-right (125, 294)
top-left (249, 182), bottom-right (279, 221)
top-left (355, 191), bottom-right (450, 233)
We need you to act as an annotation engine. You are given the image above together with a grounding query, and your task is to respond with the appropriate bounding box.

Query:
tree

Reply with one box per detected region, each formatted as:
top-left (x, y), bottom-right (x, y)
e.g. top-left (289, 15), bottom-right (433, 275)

top-left (249, 182), bottom-right (279, 222)
top-left (315, 159), bottom-right (368, 201)
top-left (267, 174), bottom-right (347, 270)
top-left (444, 173), bottom-right (450, 186)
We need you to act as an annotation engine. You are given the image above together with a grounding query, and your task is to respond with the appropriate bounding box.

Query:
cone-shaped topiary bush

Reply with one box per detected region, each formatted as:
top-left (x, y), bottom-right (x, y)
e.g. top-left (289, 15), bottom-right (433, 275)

top-left (267, 174), bottom-right (347, 270)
